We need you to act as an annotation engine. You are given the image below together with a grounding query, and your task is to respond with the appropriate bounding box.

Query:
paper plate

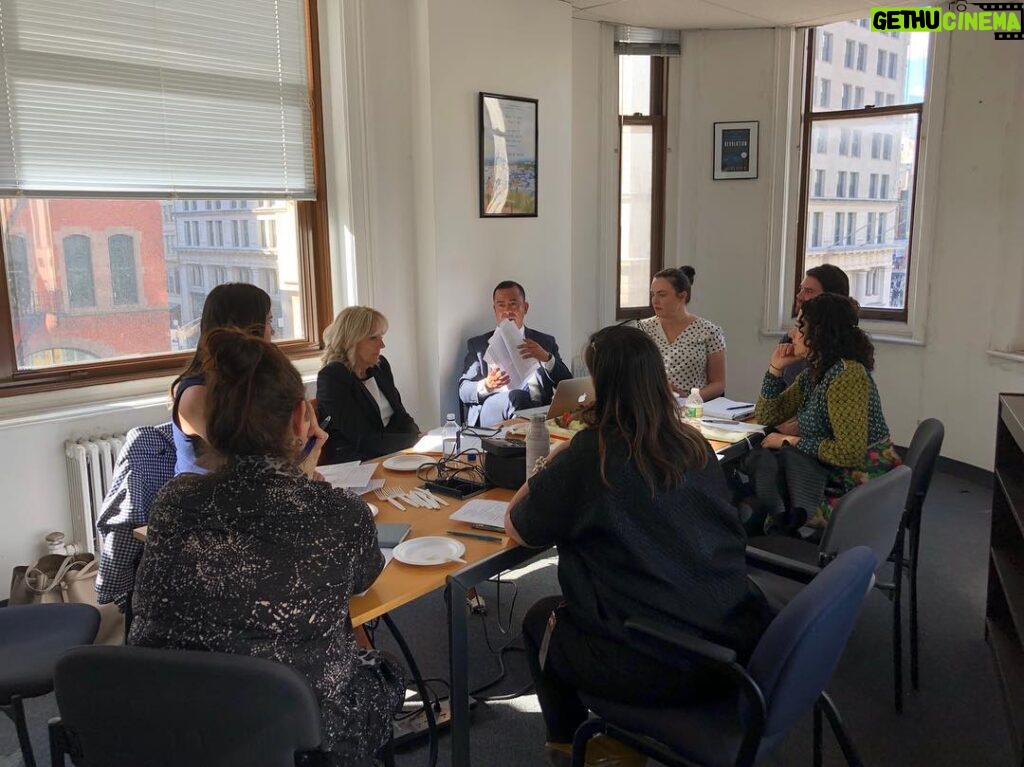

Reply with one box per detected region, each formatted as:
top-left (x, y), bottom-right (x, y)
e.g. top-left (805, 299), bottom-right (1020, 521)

top-left (382, 454), bottom-right (433, 472)
top-left (392, 536), bottom-right (466, 566)
top-left (366, 502), bottom-right (379, 518)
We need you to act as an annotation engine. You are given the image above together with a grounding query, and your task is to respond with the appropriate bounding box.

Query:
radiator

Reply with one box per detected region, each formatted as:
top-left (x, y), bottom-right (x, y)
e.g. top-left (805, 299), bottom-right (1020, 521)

top-left (64, 434), bottom-right (126, 554)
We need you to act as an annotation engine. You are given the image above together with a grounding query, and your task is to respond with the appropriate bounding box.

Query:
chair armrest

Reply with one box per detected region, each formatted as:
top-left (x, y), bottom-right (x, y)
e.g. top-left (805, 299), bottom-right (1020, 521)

top-left (624, 617), bottom-right (738, 669)
top-left (745, 546), bottom-right (821, 584)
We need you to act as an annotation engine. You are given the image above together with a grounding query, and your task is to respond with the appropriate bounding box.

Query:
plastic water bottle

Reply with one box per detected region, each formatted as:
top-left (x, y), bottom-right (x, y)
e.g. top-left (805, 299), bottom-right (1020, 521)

top-left (525, 414), bottom-right (550, 478)
top-left (685, 387), bottom-right (704, 420)
top-left (441, 413), bottom-right (459, 457)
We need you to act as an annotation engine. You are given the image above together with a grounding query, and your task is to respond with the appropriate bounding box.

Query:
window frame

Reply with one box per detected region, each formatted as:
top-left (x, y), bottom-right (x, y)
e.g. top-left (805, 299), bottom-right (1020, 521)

top-left (615, 55), bottom-right (668, 321)
top-left (793, 26), bottom-right (925, 323)
top-left (0, 0), bottom-right (332, 395)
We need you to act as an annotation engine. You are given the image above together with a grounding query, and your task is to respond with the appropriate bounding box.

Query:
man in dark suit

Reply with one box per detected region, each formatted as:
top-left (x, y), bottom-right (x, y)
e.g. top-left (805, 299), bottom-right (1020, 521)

top-left (459, 281), bottom-right (572, 427)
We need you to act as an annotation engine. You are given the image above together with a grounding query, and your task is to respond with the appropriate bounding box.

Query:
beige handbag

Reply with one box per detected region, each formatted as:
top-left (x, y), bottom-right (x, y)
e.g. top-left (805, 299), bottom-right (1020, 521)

top-left (18, 553), bottom-right (125, 645)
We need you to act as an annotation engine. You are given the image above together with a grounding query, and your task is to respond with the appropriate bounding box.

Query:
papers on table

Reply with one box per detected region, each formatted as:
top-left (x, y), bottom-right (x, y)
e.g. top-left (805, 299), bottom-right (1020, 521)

top-left (698, 418), bottom-right (766, 444)
top-left (483, 319), bottom-right (539, 390)
top-left (448, 499), bottom-right (509, 529)
top-left (350, 479), bottom-right (385, 496)
top-left (319, 461), bottom-right (379, 489)
top-left (703, 397), bottom-right (756, 420)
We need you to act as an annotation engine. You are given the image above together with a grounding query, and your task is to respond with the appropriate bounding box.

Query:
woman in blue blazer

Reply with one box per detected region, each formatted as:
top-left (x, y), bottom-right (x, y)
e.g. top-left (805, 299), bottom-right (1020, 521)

top-left (317, 307), bottom-right (420, 463)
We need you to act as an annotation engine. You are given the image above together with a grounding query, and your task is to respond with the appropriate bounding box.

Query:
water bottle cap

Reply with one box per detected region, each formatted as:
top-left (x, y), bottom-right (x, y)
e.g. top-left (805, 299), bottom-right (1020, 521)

top-left (446, 413), bottom-right (456, 420)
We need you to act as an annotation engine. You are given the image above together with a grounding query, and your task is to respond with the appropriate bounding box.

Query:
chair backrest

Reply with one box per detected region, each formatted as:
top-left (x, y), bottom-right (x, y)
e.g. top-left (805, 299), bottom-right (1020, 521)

top-left (903, 418), bottom-right (944, 513)
top-left (745, 546), bottom-right (876, 744)
top-left (818, 465), bottom-right (912, 569)
top-left (54, 645), bottom-right (324, 767)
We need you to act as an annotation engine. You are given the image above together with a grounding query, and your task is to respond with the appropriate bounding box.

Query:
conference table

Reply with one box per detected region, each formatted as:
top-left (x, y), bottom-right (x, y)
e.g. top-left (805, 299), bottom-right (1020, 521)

top-left (135, 429), bottom-right (745, 767)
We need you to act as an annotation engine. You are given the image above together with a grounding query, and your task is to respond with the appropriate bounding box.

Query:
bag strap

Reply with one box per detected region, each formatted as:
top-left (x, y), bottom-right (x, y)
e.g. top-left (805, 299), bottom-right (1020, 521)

top-left (26, 554), bottom-right (93, 593)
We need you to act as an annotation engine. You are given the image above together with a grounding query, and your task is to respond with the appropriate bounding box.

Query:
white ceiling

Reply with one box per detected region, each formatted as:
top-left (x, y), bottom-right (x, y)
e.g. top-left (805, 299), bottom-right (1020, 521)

top-left (565, 0), bottom-right (879, 29)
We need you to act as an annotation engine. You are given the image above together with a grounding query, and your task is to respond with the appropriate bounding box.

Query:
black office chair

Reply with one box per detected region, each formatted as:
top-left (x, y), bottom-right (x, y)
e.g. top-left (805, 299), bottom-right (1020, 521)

top-left (49, 645), bottom-right (331, 767)
top-left (892, 418), bottom-right (944, 691)
top-left (746, 465), bottom-right (912, 710)
top-left (0, 603), bottom-right (100, 767)
top-left (572, 547), bottom-right (878, 767)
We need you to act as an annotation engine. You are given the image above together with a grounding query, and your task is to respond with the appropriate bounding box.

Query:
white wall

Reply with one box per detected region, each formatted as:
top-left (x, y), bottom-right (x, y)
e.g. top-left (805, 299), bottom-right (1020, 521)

top-left (666, 27), bottom-right (1024, 468)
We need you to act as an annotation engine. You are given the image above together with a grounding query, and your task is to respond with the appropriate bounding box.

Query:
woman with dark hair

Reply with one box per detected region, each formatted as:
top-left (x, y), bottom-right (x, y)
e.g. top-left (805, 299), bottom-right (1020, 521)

top-left (170, 282), bottom-right (273, 474)
top-left (756, 293), bottom-right (900, 525)
top-left (505, 325), bottom-right (769, 766)
top-left (637, 265), bottom-right (726, 400)
top-left (131, 328), bottom-right (404, 766)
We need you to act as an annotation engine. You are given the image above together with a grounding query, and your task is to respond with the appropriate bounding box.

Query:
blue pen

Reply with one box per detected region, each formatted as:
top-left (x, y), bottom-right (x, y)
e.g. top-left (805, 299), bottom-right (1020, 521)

top-left (303, 416), bottom-right (331, 456)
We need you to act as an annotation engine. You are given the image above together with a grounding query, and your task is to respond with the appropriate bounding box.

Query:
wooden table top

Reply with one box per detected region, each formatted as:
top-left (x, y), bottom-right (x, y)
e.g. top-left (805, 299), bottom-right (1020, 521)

top-left (133, 434), bottom-right (732, 626)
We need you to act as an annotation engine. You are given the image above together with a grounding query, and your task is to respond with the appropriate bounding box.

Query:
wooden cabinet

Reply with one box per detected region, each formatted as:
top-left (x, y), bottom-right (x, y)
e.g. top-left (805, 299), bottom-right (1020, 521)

top-left (988, 394), bottom-right (1024, 764)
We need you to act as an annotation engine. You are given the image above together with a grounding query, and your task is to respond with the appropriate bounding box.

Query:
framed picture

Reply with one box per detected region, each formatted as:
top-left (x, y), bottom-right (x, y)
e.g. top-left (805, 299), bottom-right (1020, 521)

top-left (479, 92), bottom-right (538, 217)
top-left (713, 121), bottom-right (758, 180)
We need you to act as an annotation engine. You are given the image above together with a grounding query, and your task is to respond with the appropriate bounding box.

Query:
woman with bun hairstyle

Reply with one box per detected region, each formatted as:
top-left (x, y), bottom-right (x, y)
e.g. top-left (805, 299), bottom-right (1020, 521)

top-left (637, 266), bottom-right (727, 400)
top-left (131, 328), bottom-right (404, 765)
top-left (170, 282), bottom-right (274, 474)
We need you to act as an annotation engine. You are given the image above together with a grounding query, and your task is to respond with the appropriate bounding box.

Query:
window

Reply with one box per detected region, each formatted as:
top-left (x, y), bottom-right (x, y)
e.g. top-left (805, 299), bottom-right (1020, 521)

top-left (813, 169), bottom-right (825, 197)
top-left (6, 235), bottom-right (29, 310)
top-left (857, 43), bottom-right (867, 72)
top-left (842, 83), bottom-right (852, 109)
top-left (108, 235), bottom-right (138, 305)
top-left (819, 78), bottom-right (831, 108)
top-left (235, 267), bottom-right (253, 283)
top-left (811, 212), bottom-right (823, 247)
top-left (821, 32), bottom-right (833, 62)
top-left (615, 55), bottom-right (667, 317)
top-left (63, 235), bottom-right (95, 309)
top-left (844, 40), bottom-right (855, 68)
top-left (796, 20), bottom-right (931, 320)
top-left (0, 0), bottom-right (331, 387)
top-left (886, 93), bottom-right (896, 106)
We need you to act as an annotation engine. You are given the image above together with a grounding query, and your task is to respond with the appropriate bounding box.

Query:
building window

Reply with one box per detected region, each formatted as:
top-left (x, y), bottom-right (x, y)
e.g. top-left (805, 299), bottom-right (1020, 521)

top-left (821, 32), bottom-right (833, 62)
top-left (844, 39), bottom-right (855, 68)
top-left (235, 266), bottom-right (253, 283)
top-left (811, 212), bottom-right (823, 247)
top-left (108, 234), bottom-right (138, 305)
top-left (0, 0), bottom-right (331, 386)
top-left (615, 55), bottom-right (668, 319)
top-left (886, 93), bottom-right (896, 106)
top-left (842, 83), bottom-right (852, 109)
top-left (813, 169), bottom-right (825, 197)
top-left (210, 266), bottom-right (227, 284)
top-left (63, 235), bottom-right (95, 309)
top-left (819, 78), bottom-right (831, 108)
top-left (796, 20), bottom-right (930, 321)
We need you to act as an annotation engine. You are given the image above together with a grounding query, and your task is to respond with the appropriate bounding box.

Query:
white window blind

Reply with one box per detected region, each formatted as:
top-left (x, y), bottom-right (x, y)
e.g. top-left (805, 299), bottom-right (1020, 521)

top-left (0, 0), bottom-right (313, 197)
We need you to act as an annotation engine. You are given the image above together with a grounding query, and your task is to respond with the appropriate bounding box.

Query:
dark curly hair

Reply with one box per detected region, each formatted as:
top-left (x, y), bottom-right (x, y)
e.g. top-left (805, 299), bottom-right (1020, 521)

top-left (799, 293), bottom-right (874, 383)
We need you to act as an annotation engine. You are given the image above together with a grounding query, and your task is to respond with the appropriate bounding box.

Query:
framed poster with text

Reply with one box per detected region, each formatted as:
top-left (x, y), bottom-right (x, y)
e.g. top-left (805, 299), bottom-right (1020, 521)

top-left (713, 121), bottom-right (758, 180)
top-left (479, 92), bottom-right (538, 217)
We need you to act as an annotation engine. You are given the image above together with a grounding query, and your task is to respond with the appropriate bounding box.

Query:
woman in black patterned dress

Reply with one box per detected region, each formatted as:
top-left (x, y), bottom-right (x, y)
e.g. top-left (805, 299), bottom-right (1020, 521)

top-left (130, 327), bottom-right (404, 765)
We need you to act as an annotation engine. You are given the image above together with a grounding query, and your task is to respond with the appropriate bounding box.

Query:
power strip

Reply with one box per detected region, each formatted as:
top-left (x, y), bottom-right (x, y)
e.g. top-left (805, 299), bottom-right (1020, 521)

top-left (392, 699), bottom-right (477, 746)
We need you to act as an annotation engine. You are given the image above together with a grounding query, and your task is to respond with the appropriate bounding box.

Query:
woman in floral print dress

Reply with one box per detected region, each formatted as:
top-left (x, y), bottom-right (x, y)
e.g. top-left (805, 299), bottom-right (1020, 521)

top-left (754, 293), bottom-right (901, 526)
top-left (130, 327), bottom-right (403, 766)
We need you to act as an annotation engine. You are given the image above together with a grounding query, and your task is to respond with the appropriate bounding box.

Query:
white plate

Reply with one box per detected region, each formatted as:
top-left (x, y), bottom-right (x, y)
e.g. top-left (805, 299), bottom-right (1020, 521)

top-left (382, 454), bottom-right (434, 472)
top-left (366, 502), bottom-right (379, 517)
top-left (392, 536), bottom-right (466, 566)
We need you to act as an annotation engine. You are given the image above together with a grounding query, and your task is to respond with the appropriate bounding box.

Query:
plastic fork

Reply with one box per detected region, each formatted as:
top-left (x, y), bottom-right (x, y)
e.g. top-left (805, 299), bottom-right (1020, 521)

top-left (374, 486), bottom-right (406, 511)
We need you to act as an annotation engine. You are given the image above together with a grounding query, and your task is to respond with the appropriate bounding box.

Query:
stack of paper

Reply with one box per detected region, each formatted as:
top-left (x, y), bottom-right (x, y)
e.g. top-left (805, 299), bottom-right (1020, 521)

top-left (449, 499), bottom-right (509, 528)
top-left (483, 319), bottom-right (539, 390)
top-left (703, 397), bottom-right (756, 420)
top-left (319, 461), bottom-right (379, 489)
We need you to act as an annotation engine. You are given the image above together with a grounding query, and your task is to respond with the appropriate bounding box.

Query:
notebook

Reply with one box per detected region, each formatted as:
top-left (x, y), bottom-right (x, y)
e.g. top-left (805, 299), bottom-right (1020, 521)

top-left (375, 522), bottom-right (412, 549)
top-left (703, 396), bottom-right (756, 420)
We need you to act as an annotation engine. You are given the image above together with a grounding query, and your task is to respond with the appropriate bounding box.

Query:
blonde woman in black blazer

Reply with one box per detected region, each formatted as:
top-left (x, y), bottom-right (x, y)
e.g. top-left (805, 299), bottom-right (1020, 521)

top-left (317, 307), bottom-right (420, 463)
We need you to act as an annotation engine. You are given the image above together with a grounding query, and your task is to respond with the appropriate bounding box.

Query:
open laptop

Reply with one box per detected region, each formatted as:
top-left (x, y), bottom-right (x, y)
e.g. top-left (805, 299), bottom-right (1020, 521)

top-left (515, 377), bottom-right (596, 421)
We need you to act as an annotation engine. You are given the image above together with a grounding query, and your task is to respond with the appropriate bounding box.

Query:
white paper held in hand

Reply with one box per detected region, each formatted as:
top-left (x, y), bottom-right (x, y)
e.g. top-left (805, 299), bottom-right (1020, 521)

top-left (448, 499), bottom-right (509, 529)
top-left (483, 319), bottom-right (539, 390)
